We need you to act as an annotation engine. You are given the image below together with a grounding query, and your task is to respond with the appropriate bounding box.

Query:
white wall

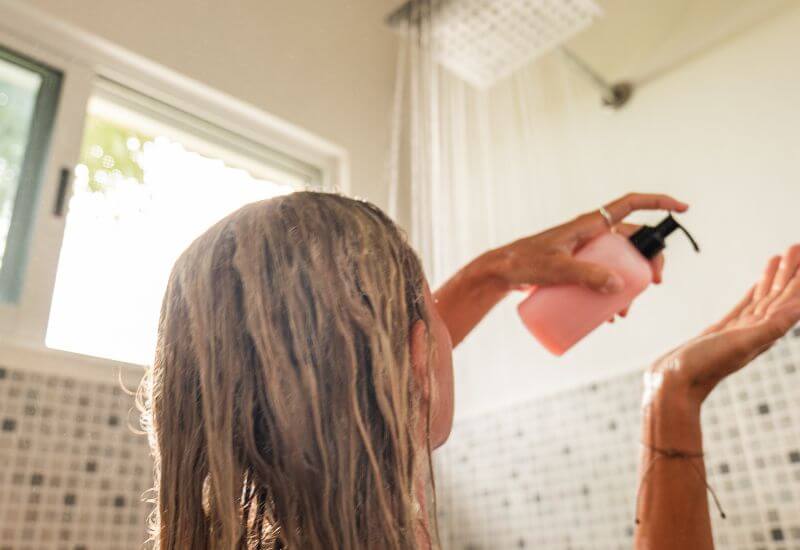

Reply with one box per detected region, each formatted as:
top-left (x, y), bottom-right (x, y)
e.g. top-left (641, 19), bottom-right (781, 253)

top-left (453, 5), bottom-right (800, 419)
top-left (20, 0), bottom-right (401, 208)
top-left (14, 0), bottom-right (800, 418)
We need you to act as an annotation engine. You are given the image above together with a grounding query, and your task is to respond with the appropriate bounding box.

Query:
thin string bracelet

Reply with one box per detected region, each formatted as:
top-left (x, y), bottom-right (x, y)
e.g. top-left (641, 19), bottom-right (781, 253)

top-left (634, 442), bottom-right (727, 526)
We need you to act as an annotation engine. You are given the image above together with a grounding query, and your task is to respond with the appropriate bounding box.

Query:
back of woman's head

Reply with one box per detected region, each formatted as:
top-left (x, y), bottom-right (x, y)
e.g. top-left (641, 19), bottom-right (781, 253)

top-left (139, 192), bottom-right (431, 549)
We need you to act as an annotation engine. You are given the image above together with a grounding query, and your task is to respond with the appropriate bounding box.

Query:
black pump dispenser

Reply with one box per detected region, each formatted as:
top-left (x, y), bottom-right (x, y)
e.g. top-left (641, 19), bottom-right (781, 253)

top-left (629, 214), bottom-right (700, 260)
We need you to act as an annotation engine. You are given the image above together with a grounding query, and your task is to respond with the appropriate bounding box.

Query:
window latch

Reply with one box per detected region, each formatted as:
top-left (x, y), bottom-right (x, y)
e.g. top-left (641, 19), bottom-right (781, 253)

top-left (53, 167), bottom-right (72, 217)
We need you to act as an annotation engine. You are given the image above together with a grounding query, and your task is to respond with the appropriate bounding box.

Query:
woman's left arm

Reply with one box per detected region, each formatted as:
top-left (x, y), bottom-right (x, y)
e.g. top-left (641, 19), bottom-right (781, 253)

top-left (434, 193), bottom-right (687, 347)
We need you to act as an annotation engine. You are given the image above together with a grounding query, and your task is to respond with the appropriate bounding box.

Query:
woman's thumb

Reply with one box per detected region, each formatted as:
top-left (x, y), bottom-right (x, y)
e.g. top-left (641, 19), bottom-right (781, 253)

top-left (557, 259), bottom-right (625, 294)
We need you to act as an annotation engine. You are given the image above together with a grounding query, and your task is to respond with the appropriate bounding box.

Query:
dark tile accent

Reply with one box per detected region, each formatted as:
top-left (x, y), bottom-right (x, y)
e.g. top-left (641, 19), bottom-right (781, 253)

top-left (64, 493), bottom-right (76, 506)
top-left (1, 418), bottom-right (16, 431)
top-left (30, 473), bottom-right (44, 486)
top-left (771, 528), bottom-right (785, 541)
top-left (113, 495), bottom-right (126, 507)
top-left (758, 403), bottom-right (770, 415)
top-left (789, 451), bottom-right (800, 464)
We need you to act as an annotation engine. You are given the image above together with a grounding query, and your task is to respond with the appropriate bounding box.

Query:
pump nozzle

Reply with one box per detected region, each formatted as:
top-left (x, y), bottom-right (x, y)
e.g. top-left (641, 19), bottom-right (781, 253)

top-left (629, 213), bottom-right (700, 260)
top-left (655, 214), bottom-right (700, 252)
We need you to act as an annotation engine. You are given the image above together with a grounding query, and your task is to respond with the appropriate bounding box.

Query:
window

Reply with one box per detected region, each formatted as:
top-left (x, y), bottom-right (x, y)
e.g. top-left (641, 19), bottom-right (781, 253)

top-left (46, 80), bottom-right (321, 365)
top-left (0, 6), bottom-right (341, 364)
top-left (0, 46), bottom-right (61, 302)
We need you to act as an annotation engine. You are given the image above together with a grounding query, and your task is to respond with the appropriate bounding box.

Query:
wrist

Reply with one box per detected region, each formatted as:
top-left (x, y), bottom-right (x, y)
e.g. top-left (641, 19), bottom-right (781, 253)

top-left (642, 367), bottom-right (703, 450)
top-left (467, 248), bottom-right (515, 294)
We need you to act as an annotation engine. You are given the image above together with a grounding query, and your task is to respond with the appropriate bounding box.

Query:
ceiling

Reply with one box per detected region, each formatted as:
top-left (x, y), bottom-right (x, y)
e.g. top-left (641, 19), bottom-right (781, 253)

top-left (567, 0), bottom-right (794, 85)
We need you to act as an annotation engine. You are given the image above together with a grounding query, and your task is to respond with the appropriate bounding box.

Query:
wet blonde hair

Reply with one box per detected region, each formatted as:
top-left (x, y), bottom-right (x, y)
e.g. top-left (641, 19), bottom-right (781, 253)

top-left (139, 192), bottom-right (435, 549)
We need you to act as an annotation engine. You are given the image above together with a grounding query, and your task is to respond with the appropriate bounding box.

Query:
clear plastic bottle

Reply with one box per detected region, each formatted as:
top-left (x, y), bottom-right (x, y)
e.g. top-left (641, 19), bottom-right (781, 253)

top-left (518, 214), bottom-right (699, 356)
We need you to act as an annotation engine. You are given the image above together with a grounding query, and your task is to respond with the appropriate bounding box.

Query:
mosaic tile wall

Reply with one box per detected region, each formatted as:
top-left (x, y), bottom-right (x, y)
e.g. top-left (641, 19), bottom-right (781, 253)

top-left (2, 328), bottom-right (800, 550)
top-left (0, 367), bottom-right (151, 550)
top-left (434, 327), bottom-right (800, 550)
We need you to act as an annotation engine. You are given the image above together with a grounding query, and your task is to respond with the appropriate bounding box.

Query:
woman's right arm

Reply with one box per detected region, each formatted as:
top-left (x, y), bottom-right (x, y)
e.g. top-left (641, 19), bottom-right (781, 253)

top-left (635, 245), bottom-right (800, 550)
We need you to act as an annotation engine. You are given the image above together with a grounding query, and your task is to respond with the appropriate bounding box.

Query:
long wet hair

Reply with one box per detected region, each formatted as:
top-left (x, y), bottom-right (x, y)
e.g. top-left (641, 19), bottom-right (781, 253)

top-left (138, 192), bottom-right (435, 549)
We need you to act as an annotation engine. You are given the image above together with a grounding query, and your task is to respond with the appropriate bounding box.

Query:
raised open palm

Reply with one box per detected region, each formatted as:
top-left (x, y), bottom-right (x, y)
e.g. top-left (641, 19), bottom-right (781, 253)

top-left (652, 245), bottom-right (800, 404)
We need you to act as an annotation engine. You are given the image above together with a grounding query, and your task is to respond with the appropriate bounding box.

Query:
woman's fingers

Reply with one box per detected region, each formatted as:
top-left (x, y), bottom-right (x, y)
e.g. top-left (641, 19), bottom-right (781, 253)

top-left (576, 193), bottom-right (689, 241)
top-left (766, 251), bottom-right (800, 315)
top-left (547, 257), bottom-right (625, 294)
top-left (744, 304), bottom-right (800, 354)
top-left (755, 246), bottom-right (800, 316)
top-left (712, 248), bottom-right (800, 333)
top-left (675, 248), bottom-right (800, 395)
top-left (602, 193), bottom-right (689, 226)
top-left (755, 255), bottom-right (782, 300)
top-left (773, 245), bottom-right (800, 289)
top-left (742, 255), bottom-right (782, 319)
top-left (650, 253), bottom-right (665, 285)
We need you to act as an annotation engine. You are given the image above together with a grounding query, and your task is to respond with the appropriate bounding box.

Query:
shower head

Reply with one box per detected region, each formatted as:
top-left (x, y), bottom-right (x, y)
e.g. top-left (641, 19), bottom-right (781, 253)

top-left (386, 0), bottom-right (603, 89)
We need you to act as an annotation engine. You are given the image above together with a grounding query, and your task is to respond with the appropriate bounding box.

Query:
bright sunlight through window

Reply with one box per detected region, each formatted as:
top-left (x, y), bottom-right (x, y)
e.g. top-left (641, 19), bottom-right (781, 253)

top-left (46, 86), bottom-right (309, 365)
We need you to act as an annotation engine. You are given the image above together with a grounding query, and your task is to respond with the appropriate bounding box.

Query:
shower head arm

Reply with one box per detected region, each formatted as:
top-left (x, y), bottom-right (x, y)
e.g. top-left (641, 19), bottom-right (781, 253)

top-left (386, 0), bottom-right (450, 29)
top-left (559, 47), bottom-right (633, 109)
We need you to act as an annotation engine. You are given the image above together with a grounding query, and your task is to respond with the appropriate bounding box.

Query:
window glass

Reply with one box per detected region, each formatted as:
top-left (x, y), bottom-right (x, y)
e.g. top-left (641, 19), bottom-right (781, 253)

top-left (46, 83), bottom-right (318, 365)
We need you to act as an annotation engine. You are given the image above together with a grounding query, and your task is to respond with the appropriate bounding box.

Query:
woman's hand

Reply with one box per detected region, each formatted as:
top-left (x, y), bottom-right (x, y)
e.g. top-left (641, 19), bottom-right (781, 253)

top-left (648, 244), bottom-right (800, 409)
top-left (434, 193), bottom-right (688, 347)
top-left (487, 193), bottom-right (689, 295)
top-left (635, 245), bottom-right (800, 550)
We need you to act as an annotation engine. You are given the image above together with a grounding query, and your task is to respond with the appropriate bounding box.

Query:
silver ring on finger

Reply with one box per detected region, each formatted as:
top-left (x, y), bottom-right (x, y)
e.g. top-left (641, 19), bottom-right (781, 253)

top-left (599, 206), bottom-right (614, 228)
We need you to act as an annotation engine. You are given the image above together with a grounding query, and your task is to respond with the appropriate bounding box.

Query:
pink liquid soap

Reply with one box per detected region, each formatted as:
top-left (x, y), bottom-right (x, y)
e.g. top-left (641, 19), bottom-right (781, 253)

top-left (518, 214), bottom-right (699, 356)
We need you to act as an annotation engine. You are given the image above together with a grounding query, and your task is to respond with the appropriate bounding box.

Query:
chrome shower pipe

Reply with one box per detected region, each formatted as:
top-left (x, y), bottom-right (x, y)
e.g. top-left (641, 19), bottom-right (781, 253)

top-left (559, 47), bottom-right (633, 109)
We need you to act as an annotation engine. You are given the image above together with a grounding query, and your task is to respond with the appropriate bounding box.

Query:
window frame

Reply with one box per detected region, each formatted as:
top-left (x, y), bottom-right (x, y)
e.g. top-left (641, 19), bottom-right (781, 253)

top-left (0, 1), bottom-right (348, 377)
top-left (0, 46), bottom-right (63, 304)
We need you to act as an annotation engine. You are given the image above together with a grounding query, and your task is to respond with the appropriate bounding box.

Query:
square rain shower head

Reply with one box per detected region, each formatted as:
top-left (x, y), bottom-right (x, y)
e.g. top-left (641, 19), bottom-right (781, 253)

top-left (387, 0), bottom-right (603, 88)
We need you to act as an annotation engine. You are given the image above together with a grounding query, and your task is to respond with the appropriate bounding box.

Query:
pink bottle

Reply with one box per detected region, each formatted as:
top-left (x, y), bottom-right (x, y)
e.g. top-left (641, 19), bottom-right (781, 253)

top-left (518, 214), bottom-right (699, 356)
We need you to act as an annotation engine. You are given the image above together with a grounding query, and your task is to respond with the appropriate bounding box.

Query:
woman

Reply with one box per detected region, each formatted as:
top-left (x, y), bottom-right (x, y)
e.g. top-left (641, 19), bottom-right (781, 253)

top-left (140, 191), bottom-right (800, 549)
